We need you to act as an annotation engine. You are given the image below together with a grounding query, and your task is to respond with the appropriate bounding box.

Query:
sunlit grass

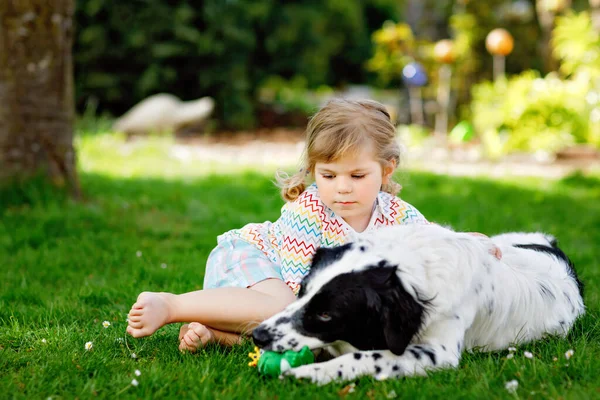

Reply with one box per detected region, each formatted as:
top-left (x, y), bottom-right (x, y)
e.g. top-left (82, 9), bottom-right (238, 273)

top-left (76, 129), bottom-right (300, 180)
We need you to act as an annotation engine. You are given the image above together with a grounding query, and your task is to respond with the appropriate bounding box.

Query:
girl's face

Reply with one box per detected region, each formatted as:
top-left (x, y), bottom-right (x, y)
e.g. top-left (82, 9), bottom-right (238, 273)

top-left (314, 147), bottom-right (395, 232)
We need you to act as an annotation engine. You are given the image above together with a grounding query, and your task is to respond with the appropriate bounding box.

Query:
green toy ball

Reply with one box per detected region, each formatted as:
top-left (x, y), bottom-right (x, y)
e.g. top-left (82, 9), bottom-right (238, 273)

top-left (248, 346), bottom-right (314, 377)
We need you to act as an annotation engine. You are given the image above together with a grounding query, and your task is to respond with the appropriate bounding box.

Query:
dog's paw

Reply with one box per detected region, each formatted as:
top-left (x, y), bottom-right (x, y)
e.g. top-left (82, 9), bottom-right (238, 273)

top-left (282, 364), bottom-right (335, 385)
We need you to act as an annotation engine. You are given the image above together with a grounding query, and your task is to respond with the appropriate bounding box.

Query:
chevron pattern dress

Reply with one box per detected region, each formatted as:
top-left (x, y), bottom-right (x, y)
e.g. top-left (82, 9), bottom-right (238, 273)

top-left (210, 184), bottom-right (428, 295)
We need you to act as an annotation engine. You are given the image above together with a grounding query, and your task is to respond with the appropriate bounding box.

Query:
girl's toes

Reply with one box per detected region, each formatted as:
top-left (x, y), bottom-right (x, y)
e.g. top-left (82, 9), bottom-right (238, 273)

top-left (127, 326), bottom-right (144, 338)
top-left (128, 320), bottom-right (143, 329)
top-left (128, 308), bottom-right (143, 317)
top-left (179, 324), bottom-right (190, 341)
top-left (179, 336), bottom-right (198, 352)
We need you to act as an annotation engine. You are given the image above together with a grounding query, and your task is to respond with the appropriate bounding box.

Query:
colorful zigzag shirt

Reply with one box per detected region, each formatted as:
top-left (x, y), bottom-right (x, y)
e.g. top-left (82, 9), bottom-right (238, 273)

top-left (222, 183), bottom-right (429, 295)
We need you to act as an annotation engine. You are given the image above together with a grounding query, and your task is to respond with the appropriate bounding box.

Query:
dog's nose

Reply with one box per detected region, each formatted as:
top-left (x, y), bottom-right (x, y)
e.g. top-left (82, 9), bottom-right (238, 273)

top-left (252, 326), bottom-right (272, 348)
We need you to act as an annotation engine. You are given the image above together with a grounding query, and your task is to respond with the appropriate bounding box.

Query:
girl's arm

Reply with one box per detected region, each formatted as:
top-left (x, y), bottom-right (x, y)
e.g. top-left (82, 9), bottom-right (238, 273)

top-left (276, 189), bottom-right (325, 294)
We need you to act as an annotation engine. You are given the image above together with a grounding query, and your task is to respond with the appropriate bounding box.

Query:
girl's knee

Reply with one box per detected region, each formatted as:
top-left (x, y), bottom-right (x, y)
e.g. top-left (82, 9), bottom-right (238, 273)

top-left (250, 278), bottom-right (296, 303)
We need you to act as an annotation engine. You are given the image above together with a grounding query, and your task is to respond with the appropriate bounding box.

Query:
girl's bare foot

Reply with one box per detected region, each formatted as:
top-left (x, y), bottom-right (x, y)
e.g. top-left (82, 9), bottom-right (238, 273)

top-left (126, 292), bottom-right (175, 338)
top-left (178, 322), bottom-right (216, 352)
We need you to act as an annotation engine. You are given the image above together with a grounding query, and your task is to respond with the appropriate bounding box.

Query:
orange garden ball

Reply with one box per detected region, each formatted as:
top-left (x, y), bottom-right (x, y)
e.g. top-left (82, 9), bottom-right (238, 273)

top-left (433, 39), bottom-right (455, 64)
top-left (486, 28), bottom-right (514, 56)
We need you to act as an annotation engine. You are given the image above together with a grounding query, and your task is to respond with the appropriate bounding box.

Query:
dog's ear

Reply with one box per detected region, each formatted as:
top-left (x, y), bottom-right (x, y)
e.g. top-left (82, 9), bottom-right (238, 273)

top-left (365, 287), bottom-right (382, 311)
top-left (311, 244), bottom-right (353, 270)
top-left (378, 275), bottom-right (424, 355)
top-left (363, 264), bottom-right (397, 287)
top-left (362, 266), bottom-right (424, 355)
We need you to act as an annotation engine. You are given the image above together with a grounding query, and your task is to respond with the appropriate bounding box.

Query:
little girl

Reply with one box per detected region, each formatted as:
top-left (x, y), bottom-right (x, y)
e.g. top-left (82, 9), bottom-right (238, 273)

top-left (126, 98), bottom-right (485, 352)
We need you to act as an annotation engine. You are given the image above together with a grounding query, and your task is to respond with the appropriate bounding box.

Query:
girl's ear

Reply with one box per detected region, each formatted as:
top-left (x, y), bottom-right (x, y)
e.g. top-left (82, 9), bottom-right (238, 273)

top-left (382, 159), bottom-right (396, 184)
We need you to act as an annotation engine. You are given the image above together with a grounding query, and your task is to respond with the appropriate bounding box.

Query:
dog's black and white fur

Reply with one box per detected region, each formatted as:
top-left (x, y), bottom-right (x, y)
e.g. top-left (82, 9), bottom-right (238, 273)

top-left (252, 224), bottom-right (585, 384)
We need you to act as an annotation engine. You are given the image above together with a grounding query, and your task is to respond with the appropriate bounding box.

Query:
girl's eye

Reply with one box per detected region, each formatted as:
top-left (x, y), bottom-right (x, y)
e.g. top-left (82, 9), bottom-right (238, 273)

top-left (351, 175), bottom-right (365, 179)
top-left (317, 312), bottom-right (332, 322)
top-left (321, 174), bottom-right (334, 179)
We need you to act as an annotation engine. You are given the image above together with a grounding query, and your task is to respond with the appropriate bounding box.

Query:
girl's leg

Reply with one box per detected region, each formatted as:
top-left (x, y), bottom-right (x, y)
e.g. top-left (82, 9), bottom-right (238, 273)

top-left (127, 278), bottom-right (296, 339)
top-left (178, 322), bottom-right (242, 351)
top-left (177, 279), bottom-right (295, 351)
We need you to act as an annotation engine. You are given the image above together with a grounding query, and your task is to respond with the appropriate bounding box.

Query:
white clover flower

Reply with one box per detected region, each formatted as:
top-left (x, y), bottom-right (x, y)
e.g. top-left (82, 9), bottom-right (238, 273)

top-left (508, 346), bottom-right (517, 352)
top-left (131, 379), bottom-right (139, 387)
top-left (506, 353), bottom-right (514, 359)
top-left (375, 373), bottom-right (389, 381)
top-left (553, 357), bottom-right (558, 362)
top-left (116, 337), bottom-right (124, 343)
top-left (41, 338), bottom-right (47, 344)
top-left (85, 341), bottom-right (93, 351)
top-left (136, 251), bottom-right (142, 257)
top-left (387, 390), bottom-right (397, 398)
top-left (102, 321), bottom-right (111, 328)
top-left (135, 369), bottom-right (141, 376)
top-left (131, 353), bottom-right (137, 359)
top-left (524, 351), bottom-right (533, 359)
top-left (160, 263), bottom-right (167, 269)
top-left (565, 349), bottom-right (574, 360)
top-left (505, 379), bottom-right (519, 394)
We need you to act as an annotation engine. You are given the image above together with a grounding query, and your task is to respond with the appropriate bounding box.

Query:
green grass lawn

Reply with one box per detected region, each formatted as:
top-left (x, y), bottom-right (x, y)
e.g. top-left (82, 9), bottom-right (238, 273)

top-left (1, 132), bottom-right (599, 399)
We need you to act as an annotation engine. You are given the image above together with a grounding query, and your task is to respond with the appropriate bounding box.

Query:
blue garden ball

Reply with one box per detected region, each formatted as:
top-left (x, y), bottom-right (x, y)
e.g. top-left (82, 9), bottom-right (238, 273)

top-left (402, 62), bottom-right (428, 87)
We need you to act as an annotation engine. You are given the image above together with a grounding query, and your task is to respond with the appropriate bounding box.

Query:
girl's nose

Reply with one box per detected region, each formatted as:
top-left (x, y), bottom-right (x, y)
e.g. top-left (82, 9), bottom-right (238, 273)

top-left (336, 178), bottom-right (352, 193)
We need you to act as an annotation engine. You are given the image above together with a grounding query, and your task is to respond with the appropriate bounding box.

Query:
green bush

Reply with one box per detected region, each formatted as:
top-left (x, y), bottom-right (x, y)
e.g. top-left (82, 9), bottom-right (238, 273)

top-left (74, 0), bottom-right (402, 129)
top-left (553, 11), bottom-right (600, 78)
top-left (470, 11), bottom-right (600, 158)
top-left (471, 71), bottom-right (594, 158)
top-left (257, 76), bottom-right (332, 116)
top-left (471, 71), bottom-right (598, 156)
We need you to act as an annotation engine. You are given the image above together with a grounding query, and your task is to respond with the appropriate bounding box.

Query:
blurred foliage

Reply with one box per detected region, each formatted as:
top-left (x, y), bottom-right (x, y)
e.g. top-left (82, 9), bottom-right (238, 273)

top-left (73, 0), bottom-right (600, 144)
top-left (553, 11), bottom-right (600, 77)
top-left (451, 0), bottom-right (592, 120)
top-left (463, 0), bottom-right (542, 78)
top-left (366, 1), bottom-right (600, 147)
top-left (471, 11), bottom-right (600, 158)
top-left (257, 76), bottom-right (333, 116)
top-left (366, 0), bottom-right (541, 126)
top-left (396, 123), bottom-right (431, 148)
top-left (74, 0), bottom-right (403, 129)
top-left (366, 21), bottom-right (419, 85)
top-left (472, 71), bottom-right (590, 158)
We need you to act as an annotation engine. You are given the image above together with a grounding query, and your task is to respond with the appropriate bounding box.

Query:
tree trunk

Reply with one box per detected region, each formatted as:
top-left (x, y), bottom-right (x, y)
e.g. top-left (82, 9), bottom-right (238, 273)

top-left (591, 0), bottom-right (600, 33)
top-left (535, 0), bottom-right (572, 74)
top-left (404, 0), bottom-right (425, 38)
top-left (0, 0), bottom-right (79, 197)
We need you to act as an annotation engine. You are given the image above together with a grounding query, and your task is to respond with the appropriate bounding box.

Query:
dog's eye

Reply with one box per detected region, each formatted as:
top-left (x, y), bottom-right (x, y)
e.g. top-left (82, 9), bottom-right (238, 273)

top-left (317, 312), bottom-right (332, 322)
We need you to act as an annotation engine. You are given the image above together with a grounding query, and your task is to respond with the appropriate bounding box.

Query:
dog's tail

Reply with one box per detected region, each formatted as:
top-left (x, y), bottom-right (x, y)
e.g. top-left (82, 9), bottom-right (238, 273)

top-left (497, 233), bottom-right (583, 298)
top-left (491, 232), bottom-right (556, 248)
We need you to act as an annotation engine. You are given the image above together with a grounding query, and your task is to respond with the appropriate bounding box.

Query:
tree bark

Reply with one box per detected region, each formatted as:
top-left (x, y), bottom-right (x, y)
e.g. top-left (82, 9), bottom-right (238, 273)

top-left (535, 0), bottom-right (572, 74)
top-left (0, 0), bottom-right (79, 197)
top-left (591, 0), bottom-right (600, 33)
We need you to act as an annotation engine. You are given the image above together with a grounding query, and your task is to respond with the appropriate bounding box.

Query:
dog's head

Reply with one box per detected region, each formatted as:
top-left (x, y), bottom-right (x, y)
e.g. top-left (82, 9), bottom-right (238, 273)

top-left (252, 242), bottom-right (426, 356)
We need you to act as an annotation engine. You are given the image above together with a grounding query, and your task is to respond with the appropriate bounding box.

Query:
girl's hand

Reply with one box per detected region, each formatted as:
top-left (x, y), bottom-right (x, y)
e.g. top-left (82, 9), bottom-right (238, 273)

top-left (467, 232), bottom-right (502, 260)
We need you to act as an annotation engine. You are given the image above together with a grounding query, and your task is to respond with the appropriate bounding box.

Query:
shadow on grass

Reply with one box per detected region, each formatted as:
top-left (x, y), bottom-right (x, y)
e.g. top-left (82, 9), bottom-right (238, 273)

top-left (559, 170), bottom-right (600, 189)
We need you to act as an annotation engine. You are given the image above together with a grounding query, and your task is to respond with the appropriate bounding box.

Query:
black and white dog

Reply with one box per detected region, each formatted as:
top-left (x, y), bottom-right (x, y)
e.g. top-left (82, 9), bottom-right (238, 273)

top-left (252, 224), bottom-right (585, 384)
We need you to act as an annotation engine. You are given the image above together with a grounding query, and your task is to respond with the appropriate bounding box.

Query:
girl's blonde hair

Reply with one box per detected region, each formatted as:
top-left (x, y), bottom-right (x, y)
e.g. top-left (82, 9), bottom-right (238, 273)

top-left (276, 98), bottom-right (402, 202)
